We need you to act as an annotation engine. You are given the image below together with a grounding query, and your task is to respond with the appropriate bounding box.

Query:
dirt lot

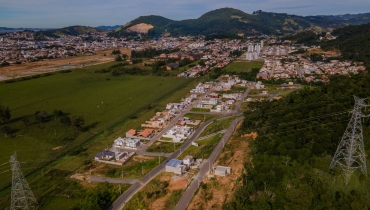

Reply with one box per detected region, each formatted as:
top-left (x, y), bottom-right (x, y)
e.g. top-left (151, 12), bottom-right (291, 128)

top-left (0, 48), bottom-right (131, 81)
top-left (151, 174), bottom-right (188, 210)
top-left (187, 123), bottom-right (255, 210)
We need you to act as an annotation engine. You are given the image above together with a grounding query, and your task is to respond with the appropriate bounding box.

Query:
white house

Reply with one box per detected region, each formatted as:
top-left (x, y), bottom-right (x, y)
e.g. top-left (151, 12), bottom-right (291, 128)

top-left (214, 166), bottom-right (232, 176)
top-left (113, 137), bottom-right (141, 149)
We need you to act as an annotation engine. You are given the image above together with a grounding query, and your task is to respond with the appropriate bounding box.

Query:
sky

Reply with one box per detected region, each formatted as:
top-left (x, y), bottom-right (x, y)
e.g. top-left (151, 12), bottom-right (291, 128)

top-left (1, 0), bottom-right (369, 28)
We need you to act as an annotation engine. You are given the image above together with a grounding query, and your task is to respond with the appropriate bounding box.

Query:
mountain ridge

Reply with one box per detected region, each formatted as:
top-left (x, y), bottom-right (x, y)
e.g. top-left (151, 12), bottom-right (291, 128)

top-left (109, 8), bottom-right (369, 37)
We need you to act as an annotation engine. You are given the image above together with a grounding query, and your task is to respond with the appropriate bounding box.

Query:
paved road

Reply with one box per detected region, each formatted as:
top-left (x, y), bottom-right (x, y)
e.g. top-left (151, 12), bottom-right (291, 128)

top-left (174, 116), bottom-right (244, 210)
top-left (233, 83), bottom-right (253, 114)
top-left (108, 114), bottom-right (233, 210)
top-left (86, 176), bottom-right (138, 184)
top-left (267, 84), bottom-right (301, 101)
top-left (109, 84), bottom-right (251, 210)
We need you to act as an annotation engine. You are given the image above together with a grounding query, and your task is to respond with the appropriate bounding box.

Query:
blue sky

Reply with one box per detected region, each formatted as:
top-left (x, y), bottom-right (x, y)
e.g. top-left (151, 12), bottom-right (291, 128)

top-left (1, 0), bottom-right (369, 28)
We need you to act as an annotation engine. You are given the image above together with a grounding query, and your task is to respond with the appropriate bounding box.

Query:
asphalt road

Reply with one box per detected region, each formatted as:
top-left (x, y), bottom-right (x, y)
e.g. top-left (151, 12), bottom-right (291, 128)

top-left (267, 84), bottom-right (301, 101)
top-left (173, 116), bottom-right (244, 210)
top-left (108, 84), bottom-right (251, 210)
top-left (108, 114), bottom-right (234, 210)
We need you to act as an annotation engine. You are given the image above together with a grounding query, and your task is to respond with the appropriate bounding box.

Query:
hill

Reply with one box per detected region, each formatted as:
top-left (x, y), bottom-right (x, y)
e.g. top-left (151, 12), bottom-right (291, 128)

top-left (226, 73), bottom-right (370, 209)
top-left (96, 25), bottom-right (121, 31)
top-left (34, 25), bottom-right (105, 39)
top-left (109, 8), bottom-right (346, 37)
top-left (283, 23), bottom-right (370, 68)
top-left (319, 13), bottom-right (370, 25)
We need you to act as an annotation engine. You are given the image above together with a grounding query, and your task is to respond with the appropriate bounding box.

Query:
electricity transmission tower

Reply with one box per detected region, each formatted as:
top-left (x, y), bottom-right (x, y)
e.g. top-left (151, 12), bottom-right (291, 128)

top-left (10, 152), bottom-right (37, 210)
top-left (330, 96), bottom-right (369, 184)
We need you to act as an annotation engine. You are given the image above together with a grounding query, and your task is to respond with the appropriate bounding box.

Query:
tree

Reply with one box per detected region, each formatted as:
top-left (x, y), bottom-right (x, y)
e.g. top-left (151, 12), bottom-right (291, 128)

top-left (115, 55), bottom-right (122, 61)
top-left (60, 115), bottom-right (71, 126)
top-left (53, 109), bottom-right (64, 121)
top-left (22, 118), bottom-right (30, 127)
top-left (1, 126), bottom-right (12, 137)
top-left (35, 109), bottom-right (48, 122)
top-left (0, 104), bottom-right (11, 123)
top-left (71, 115), bottom-right (85, 133)
top-left (122, 54), bottom-right (128, 60)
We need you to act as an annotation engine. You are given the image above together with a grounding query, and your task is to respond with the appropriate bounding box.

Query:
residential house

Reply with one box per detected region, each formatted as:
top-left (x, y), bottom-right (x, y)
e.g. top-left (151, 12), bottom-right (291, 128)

top-left (138, 128), bottom-right (155, 139)
top-left (94, 150), bottom-right (115, 160)
top-left (126, 129), bottom-right (137, 138)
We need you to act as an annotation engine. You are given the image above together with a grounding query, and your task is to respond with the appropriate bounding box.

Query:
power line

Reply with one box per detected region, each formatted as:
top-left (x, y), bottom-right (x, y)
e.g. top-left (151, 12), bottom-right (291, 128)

top-left (256, 110), bottom-right (351, 130)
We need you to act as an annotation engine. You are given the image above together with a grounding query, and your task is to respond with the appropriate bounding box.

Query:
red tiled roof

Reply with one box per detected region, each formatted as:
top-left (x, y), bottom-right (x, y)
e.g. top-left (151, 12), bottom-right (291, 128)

top-left (139, 129), bottom-right (154, 138)
top-left (126, 129), bottom-right (136, 136)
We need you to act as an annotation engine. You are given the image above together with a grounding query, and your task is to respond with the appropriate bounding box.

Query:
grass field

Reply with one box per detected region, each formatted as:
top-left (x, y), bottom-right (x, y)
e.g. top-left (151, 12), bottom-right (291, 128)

top-left (178, 134), bottom-right (222, 160)
top-left (147, 141), bottom-right (184, 153)
top-left (199, 117), bottom-right (238, 138)
top-left (223, 60), bottom-right (264, 73)
top-left (190, 108), bottom-right (210, 112)
top-left (0, 61), bottom-right (205, 209)
top-left (183, 113), bottom-right (217, 123)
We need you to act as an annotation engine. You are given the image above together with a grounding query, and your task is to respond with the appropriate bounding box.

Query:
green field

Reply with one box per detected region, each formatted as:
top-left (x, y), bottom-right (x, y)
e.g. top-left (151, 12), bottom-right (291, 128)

top-left (199, 117), bottom-right (238, 138)
top-left (0, 61), bottom-right (203, 209)
top-left (178, 134), bottom-right (222, 160)
top-left (190, 108), bottom-right (210, 112)
top-left (146, 141), bottom-right (184, 153)
top-left (223, 60), bottom-right (264, 73)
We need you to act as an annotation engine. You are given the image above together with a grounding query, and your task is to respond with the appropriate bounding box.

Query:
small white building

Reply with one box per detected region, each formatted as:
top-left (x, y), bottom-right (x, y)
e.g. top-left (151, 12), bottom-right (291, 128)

top-left (113, 137), bottom-right (141, 149)
top-left (183, 155), bottom-right (194, 167)
top-left (214, 166), bottom-right (232, 176)
top-left (166, 159), bottom-right (185, 175)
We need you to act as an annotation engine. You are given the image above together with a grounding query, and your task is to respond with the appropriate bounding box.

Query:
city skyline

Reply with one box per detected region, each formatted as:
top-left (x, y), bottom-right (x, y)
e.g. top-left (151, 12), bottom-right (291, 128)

top-left (1, 0), bottom-right (370, 28)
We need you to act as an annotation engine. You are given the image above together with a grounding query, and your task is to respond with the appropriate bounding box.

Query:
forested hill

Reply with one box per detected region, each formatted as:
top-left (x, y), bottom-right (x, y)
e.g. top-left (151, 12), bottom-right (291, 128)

top-left (320, 23), bottom-right (370, 67)
top-left (283, 23), bottom-right (370, 68)
top-left (226, 73), bottom-right (370, 209)
top-left (34, 26), bottom-right (105, 39)
top-left (109, 8), bottom-right (345, 37)
top-left (319, 13), bottom-right (370, 25)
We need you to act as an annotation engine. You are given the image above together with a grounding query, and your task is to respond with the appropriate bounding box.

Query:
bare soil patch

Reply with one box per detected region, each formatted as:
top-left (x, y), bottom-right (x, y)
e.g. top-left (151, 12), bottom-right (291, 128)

top-left (0, 48), bottom-right (131, 80)
top-left (187, 123), bottom-right (253, 210)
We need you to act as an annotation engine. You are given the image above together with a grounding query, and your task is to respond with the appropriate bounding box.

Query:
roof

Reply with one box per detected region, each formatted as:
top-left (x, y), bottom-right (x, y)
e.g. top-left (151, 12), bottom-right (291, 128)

top-left (139, 128), bottom-right (154, 137)
top-left (215, 166), bottom-right (231, 171)
top-left (183, 155), bottom-right (193, 160)
top-left (95, 150), bottom-right (115, 158)
top-left (126, 129), bottom-right (136, 136)
top-left (166, 159), bottom-right (183, 167)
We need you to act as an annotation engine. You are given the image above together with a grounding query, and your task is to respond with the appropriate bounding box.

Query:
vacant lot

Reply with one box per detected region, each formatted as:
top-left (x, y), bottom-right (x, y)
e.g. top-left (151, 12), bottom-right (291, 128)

top-left (0, 61), bottom-right (199, 208)
top-left (223, 60), bottom-right (264, 73)
top-left (0, 48), bottom-right (131, 81)
top-left (123, 172), bottom-right (187, 210)
top-left (188, 122), bottom-right (253, 210)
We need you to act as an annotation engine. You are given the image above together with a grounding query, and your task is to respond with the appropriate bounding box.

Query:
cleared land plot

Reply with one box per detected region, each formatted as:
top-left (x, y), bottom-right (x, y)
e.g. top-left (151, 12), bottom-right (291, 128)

top-left (0, 61), bottom-right (198, 208)
top-left (199, 117), bottom-right (237, 138)
top-left (190, 108), bottom-right (210, 112)
top-left (95, 155), bottom-right (165, 179)
top-left (0, 48), bottom-right (131, 80)
top-left (188, 123), bottom-right (253, 210)
top-left (147, 141), bottom-right (184, 153)
top-left (123, 172), bottom-right (187, 210)
top-left (223, 60), bottom-right (263, 73)
top-left (183, 113), bottom-right (217, 123)
top-left (178, 134), bottom-right (222, 160)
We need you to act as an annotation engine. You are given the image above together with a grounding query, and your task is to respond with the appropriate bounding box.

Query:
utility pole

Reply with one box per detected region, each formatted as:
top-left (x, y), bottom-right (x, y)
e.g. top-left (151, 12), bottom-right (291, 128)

top-left (10, 152), bottom-right (38, 210)
top-left (330, 96), bottom-right (369, 184)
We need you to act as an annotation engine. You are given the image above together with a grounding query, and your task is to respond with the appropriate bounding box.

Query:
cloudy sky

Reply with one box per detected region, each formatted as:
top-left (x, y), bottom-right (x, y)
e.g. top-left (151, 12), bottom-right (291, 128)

top-left (1, 0), bottom-right (369, 28)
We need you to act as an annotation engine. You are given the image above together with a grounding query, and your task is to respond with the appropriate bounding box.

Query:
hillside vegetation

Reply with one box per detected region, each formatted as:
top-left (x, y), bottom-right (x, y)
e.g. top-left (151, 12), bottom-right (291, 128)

top-left (226, 73), bottom-right (370, 209)
top-left (283, 23), bottom-right (370, 68)
top-left (110, 8), bottom-right (346, 37)
top-left (35, 25), bottom-right (105, 39)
